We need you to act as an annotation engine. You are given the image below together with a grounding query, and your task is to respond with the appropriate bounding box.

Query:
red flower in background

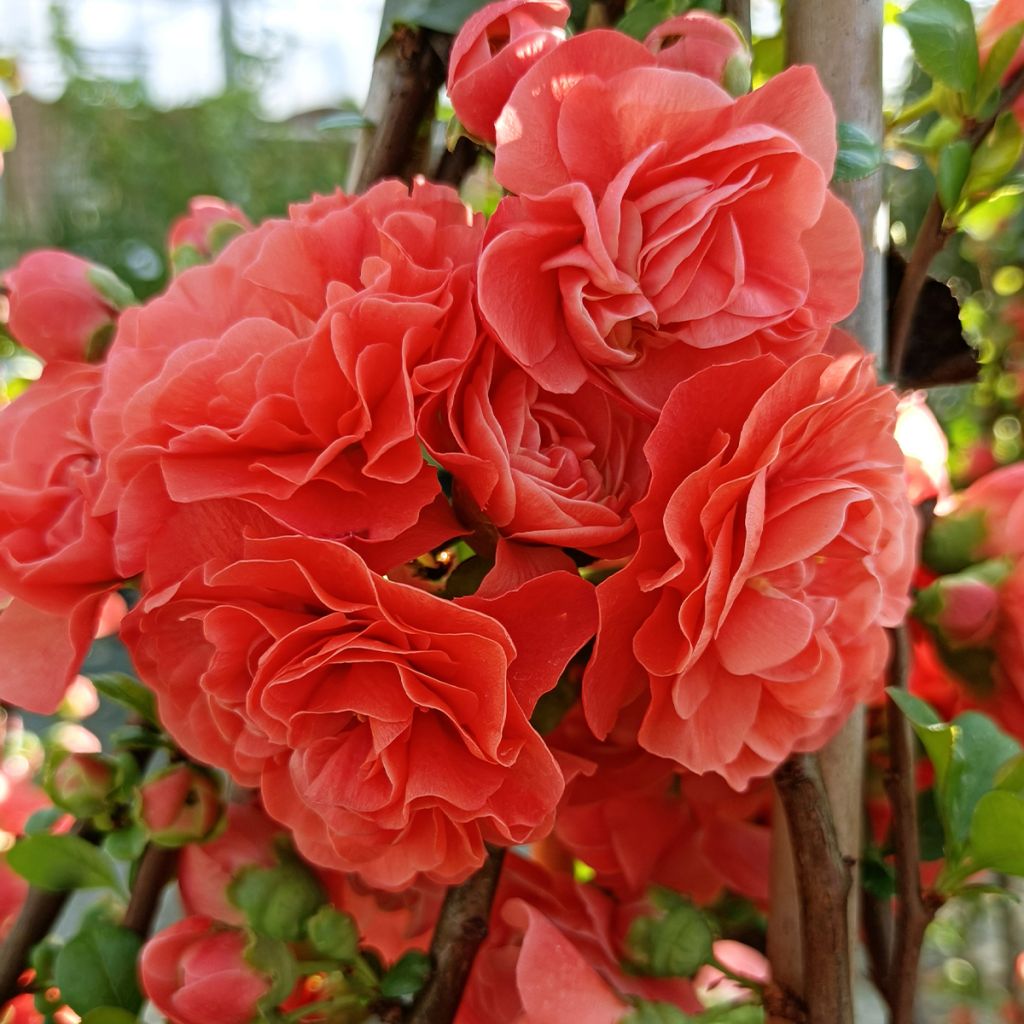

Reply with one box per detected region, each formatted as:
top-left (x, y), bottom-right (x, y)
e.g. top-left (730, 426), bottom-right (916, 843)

top-left (447, 0), bottom-right (570, 145)
top-left (167, 195), bottom-right (252, 271)
top-left (0, 362), bottom-right (121, 712)
top-left (480, 32), bottom-right (860, 414)
top-left (4, 251), bottom-right (129, 364)
top-left (584, 353), bottom-right (915, 788)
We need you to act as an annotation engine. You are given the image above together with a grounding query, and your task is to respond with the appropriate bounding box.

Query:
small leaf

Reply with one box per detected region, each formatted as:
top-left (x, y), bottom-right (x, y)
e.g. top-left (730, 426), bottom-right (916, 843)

top-left (306, 906), bottom-right (359, 962)
top-left (937, 139), bottom-right (972, 210)
top-left (317, 111), bottom-right (371, 132)
top-left (378, 0), bottom-right (493, 47)
top-left (380, 950), bottom-right (431, 999)
top-left (7, 835), bottom-right (124, 894)
top-left (623, 1002), bottom-right (692, 1024)
top-left (23, 807), bottom-right (65, 836)
top-left (103, 825), bottom-right (148, 863)
top-left (627, 893), bottom-right (714, 978)
top-left (963, 111), bottom-right (1024, 198)
top-left (898, 0), bottom-right (979, 95)
top-left (54, 923), bottom-right (143, 1016)
top-left (887, 689), bottom-right (954, 790)
top-left (80, 1009), bottom-right (138, 1024)
top-left (247, 934), bottom-right (298, 1011)
top-left (229, 861), bottom-right (326, 943)
top-left (995, 752), bottom-right (1024, 793)
top-left (976, 21), bottom-right (1024, 110)
top-left (834, 122), bottom-right (883, 182)
top-left (616, 0), bottom-right (675, 40)
top-left (91, 673), bottom-right (158, 726)
top-left (969, 790), bottom-right (1024, 875)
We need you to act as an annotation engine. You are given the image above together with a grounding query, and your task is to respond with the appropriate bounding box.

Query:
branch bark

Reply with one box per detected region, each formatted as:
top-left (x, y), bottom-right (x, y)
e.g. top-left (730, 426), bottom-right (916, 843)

top-left (883, 626), bottom-right (941, 1024)
top-left (348, 26), bottom-right (449, 194)
top-left (724, 0), bottom-right (752, 43)
top-left (407, 846), bottom-right (505, 1024)
top-left (122, 843), bottom-right (179, 938)
top-left (773, 755), bottom-right (854, 1024)
top-left (889, 64), bottom-right (1024, 379)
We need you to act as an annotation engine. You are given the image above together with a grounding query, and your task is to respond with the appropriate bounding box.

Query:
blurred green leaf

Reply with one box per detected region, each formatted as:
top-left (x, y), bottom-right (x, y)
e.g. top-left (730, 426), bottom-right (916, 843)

top-left (0, 106), bottom-right (14, 153)
top-left (938, 139), bottom-right (972, 210)
top-left (379, 0), bottom-right (492, 46)
top-left (7, 835), bottom-right (124, 894)
top-left (617, 0), bottom-right (676, 39)
top-left (91, 673), bottom-right (158, 726)
top-left (627, 891), bottom-right (714, 978)
top-left (80, 1010), bottom-right (138, 1024)
top-left (624, 1003), bottom-right (692, 1024)
top-left (23, 807), bottom-right (65, 836)
top-left (969, 790), bottom-right (1024, 874)
top-left (976, 21), bottom-right (1024, 111)
top-left (247, 934), bottom-right (297, 1011)
top-left (380, 950), bottom-right (431, 998)
top-left (963, 112), bottom-right (1023, 199)
top-left (306, 906), bottom-right (360, 962)
top-left (898, 0), bottom-right (979, 96)
top-left (54, 923), bottom-right (143, 1016)
top-left (229, 860), bottom-right (326, 943)
top-left (834, 122), bottom-right (883, 182)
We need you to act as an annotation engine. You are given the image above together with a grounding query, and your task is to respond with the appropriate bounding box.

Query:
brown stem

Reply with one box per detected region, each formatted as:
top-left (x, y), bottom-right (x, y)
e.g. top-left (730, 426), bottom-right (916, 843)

top-left (862, 882), bottom-right (893, 998)
top-left (348, 26), bottom-right (449, 194)
top-left (773, 755), bottom-right (854, 1024)
top-left (435, 135), bottom-right (481, 188)
top-left (883, 626), bottom-right (941, 1024)
top-left (122, 843), bottom-right (179, 938)
top-left (724, 0), bottom-right (752, 42)
top-left (406, 846), bottom-right (505, 1024)
top-left (888, 64), bottom-right (1024, 380)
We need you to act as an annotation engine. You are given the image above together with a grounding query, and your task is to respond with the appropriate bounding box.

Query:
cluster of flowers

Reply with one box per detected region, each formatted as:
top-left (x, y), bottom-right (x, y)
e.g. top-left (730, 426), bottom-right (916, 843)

top-left (0, 1), bottom-right (919, 1020)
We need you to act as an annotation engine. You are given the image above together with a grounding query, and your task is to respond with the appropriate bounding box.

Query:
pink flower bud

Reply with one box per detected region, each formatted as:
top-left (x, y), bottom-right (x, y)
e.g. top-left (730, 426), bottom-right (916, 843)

top-left (448, 0), bottom-right (570, 145)
top-left (4, 250), bottom-right (133, 364)
top-left (179, 803), bottom-right (283, 925)
top-left (932, 576), bottom-right (1002, 648)
top-left (167, 196), bottom-right (251, 273)
top-left (46, 751), bottom-right (117, 818)
top-left (140, 917), bottom-right (271, 1024)
top-left (645, 12), bottom-right (751, 94)
top-left (137, 765), bottom-right (222, 848)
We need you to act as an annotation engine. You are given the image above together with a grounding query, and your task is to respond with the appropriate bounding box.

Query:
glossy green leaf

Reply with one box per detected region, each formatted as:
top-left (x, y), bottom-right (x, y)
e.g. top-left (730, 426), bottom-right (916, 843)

top-left (91, 673), bottom-right (158, 726)
top-left (969, 790), bottom-right (1024, 874)
top-left (7, 835), bottom-right (124, 894)
top-left (627, 893), bottom-right (714, 978)
top-left (54, 923), bottom-right (143, 1016)
top-left (834, 122), bottom-right (883, 182)
top-left (380, 950), bottom-right (431, 998)
top-left (938, 139), bottom-right (972, 210)
top-left (898, 0), bottom-right (979, 95)
top-left (887, 689), bottom-right (954, 790)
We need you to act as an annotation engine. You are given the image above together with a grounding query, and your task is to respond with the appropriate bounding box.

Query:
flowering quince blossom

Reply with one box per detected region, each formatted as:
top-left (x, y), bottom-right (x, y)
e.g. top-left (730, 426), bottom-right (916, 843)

top-left (584, 352), bottom-right (916, 787)
top-left (140, 916), bottom-right (271, 1024)
top-left (167, 195), bottom-right (252, 270)
top-left (458, 855), bottom-right (700, 1024)
top-left (4, 250), bottom-right (128, 364)
top-left (479, 31), bottom-right (862, 414)
top-left (420, 344), bottom-right (651, 556)
top-left (94, 178), bottom-right (483, 577)
top-left (447, 0), bottom-right (570, 145)
top-left (126, 532), bottom-right (597, 887)
top-left (0, 362), bottom-right (121, 712)
top-left (644, 12), bottom-right (751, 92)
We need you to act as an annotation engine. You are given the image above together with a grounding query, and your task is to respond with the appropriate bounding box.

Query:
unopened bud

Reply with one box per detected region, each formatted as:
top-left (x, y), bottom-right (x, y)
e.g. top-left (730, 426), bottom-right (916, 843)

top-left (137, 765), bottom-right (223, 848)
top-left (46, 752), bottom-right (118, 818)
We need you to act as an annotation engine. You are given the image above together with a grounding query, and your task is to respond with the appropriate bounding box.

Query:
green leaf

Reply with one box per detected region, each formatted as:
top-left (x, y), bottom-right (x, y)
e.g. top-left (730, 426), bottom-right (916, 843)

top-left (80, 1010), bottom-right (138, 1024)
top-left (976, 21), bottom-right (1024, 110)
top-left (103, 825), bottom-right (148, 863)
top-left (91, 673), bottom-right (158, 726)
top-left (623, 1002), bottom-right (692, 1024)
top-left (937, 139), bottom-right (972, 210)
top-left (380, 950), bottom-right (431, 998)
top-left (945, 711), bottom-right (1022, 844)
top-left (306, 906), bottom-right (359, 962)
top-left (7, 835), bottom-right (124, 894)
top-left (378, 0), bottom-right (492, 46)
top-left (886, 689), bottom-right (954, 790)
top-left (627, 893), bottom-right (714, 978)
top-left (23, 807), bottom-right (65, 836)
top-left (617, 0), bottom-right (676, 39)
top-left (229, 861), bottom-right (326, 943)
top-left (834, 122), bottom-right (883, 183)
top-left (84, 267), bottom-right (136, 312)
top-left (963, 111), bottom-right (1024, 198)
top-left (444, 555), bottom-right (490, 597)
top-left (995, 752), bottom-right (1024, 793)
top-left (317, 111), bottom-right (371, 132)
top-left (246, 934), bottom-right (297, 1011)
top-left (54, 923), bottom-right (143, 1016)
top-left (752, 35), bottom-right (783, 82)
top-left (898, 0), bottom-right (978, 95)
top-left (0, 105), bottom-right (14, 153)
top-left (969, 790), bottom-right (1024, 874)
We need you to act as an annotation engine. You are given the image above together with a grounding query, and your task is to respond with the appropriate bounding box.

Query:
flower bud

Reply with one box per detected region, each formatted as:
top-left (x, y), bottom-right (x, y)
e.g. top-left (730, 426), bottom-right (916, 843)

top-left (168, 196), bottom-right (251, 274)
top-left (137, 765), bottom-right (222, 848)
top-left (4, 250), bottom-right (134, 364)
top-left (915, 560), bottom-right (1012, 649)
top-left (140, 917), bottom-right (271, 1024)
top-left (179, 803), bottom-right (282, 925)
top-left (45, 751), bottom-right (118, 818)
top-left (645, 13), bottom-right (751, 95)
top-left (447, 0), bottom-right (570, 145)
